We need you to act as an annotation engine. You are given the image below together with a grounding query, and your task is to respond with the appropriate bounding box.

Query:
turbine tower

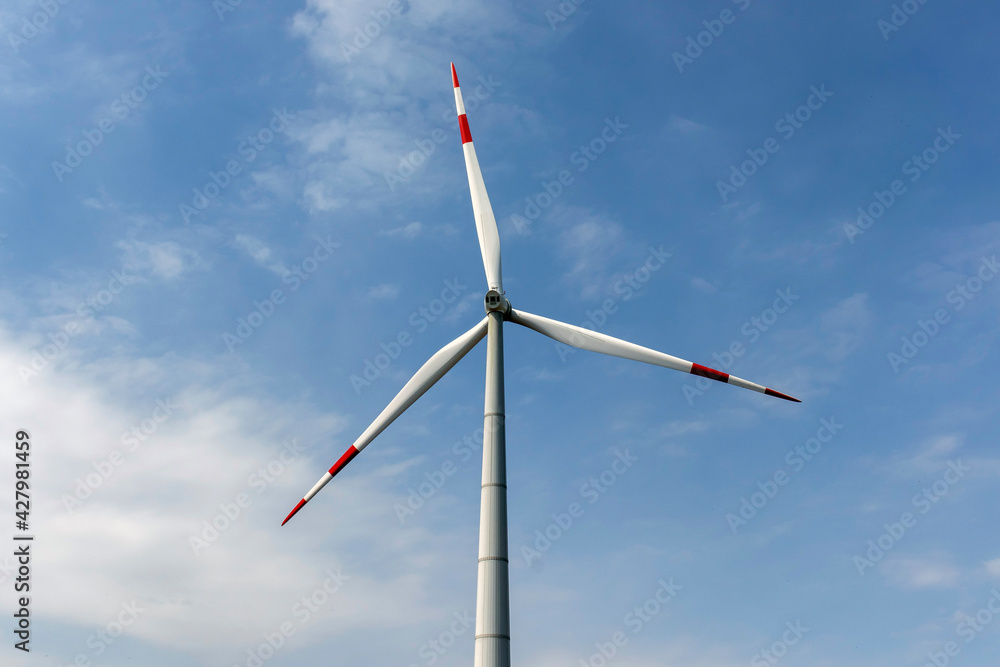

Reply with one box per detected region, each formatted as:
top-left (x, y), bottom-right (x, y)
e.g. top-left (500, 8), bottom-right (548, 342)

top-left (282, 63), bottom-right (800, 667)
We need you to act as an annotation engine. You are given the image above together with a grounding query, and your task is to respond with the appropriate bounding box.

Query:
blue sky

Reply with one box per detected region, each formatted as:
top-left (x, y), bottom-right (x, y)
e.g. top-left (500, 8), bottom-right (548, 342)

top-left (1, 0), bottom-right (999, 665)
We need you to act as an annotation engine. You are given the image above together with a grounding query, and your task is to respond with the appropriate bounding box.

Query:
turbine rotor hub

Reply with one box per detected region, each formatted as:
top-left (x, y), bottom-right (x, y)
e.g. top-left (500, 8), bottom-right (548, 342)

top-left (484, 289), bottom-right (510, 314)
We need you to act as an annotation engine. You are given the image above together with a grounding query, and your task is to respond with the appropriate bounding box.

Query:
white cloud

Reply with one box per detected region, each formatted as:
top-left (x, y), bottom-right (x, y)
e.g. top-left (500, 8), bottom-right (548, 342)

top-left (734, 200), bottom-right (763, 223)
top-left (893, 435), bottom-right (962, 477)
top-left (303, 180), bottom-right (346, 212)
top-left (279, 0), bottom-right (551, 218)
top-left (380, 221), bottom-right (422, 238)
top-left (552, 207), bottom-right (627, 299)
top-left (691, 276), bottom-right (717, 293)
top-left (0, 322), bottom-right (478, 659)
top-left (297, 117), bottom-right (347, 154)
top-left (818, 292), bottom-right (872, 361)
top-left (118, 239), bottom-right (201, 280)
top-left (666, 114), bottom-right (710, 135)
top-left (233, 234), bottom-right (288, 277)
top-left (367, 283), bottom-right (399, 300)
top-left (903, 222), bottom-right (1000, 295)
top-left (754, 236), bottom-right (843, 268)
top-left (881, 556), bottom-right (960, 590)
top-left (659, 420), bottom-right (709, 438)
top-left (522, 638), bottom-right (750, 667)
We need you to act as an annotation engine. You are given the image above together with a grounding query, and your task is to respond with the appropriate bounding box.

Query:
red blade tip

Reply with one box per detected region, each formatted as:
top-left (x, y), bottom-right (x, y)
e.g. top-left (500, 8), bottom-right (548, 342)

top-left (451, 62), bottom-right (459, 88)
top-left (765, 388), bottom-right (801, 403)
top-left (282, 498), bottom-right (307, 526)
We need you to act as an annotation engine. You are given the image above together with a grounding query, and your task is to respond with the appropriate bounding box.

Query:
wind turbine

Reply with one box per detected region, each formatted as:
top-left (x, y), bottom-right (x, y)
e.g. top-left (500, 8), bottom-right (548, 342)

top-left (282, 63), bottom-right (800, 667)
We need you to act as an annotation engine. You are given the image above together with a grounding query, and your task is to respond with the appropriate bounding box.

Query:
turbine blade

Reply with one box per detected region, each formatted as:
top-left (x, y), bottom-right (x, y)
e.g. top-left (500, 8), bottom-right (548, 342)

top-left (282, 316), bottom-right (490, 526)
top-left (507, 309), bottom-right (800, 403)
top-left (452, 62), bottom-right (502, 292)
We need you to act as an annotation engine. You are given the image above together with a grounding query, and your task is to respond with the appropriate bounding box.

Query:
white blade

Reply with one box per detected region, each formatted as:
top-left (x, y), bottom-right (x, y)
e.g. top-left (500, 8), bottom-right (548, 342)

top-left (282, 316), bottom-right (490, 525)
top-left (508, 309), bottom-right (800, 403)
top-left (452, 63), bottom-right (502, 292)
